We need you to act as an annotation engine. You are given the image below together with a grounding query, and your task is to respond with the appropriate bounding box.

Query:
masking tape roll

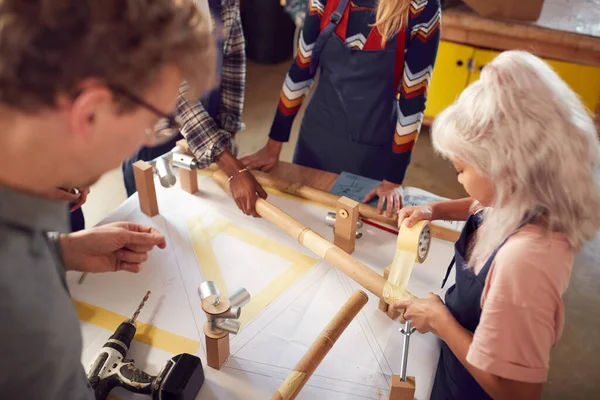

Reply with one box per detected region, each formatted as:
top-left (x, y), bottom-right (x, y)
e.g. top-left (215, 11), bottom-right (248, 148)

top-left (397, 220), bottom-right (431, 263)
top-left (383, 220), bottom-right (431, 304)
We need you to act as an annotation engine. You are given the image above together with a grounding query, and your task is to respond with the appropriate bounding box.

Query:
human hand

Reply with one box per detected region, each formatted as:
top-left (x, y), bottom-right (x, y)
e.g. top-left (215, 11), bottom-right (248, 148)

top-left (390, 292), bottom-right (450, 335)
top-left (70, 186), bottom-right (91, 211)
top-left (60, 222), bottom-right (167, 273)
top-left (397, 204), bottom-right (434, 229)
top-left (230, 170), bottom-right (268, 217)
top-left (240, 139), bottom-right (282, 172)
top-left (363, 181), bottom-right (403, 217)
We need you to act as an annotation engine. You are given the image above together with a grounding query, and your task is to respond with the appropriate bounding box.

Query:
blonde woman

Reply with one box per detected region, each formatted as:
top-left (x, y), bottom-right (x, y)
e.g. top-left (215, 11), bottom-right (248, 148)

top-left (392, 51), bottom-right (600, 399)
top-left (241, 0), bottom-right (442, 216)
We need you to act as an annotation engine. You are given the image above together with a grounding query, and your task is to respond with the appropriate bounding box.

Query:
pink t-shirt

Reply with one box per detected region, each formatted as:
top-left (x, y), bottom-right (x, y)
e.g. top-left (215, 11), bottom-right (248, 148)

top-left (466, 224), bottom-right (574, 383)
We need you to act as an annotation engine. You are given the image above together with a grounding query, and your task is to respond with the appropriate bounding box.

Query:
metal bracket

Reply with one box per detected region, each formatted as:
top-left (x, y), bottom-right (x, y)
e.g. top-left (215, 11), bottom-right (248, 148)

top-left (198, 281), bottom-right (251, 335)
top-left (325, 211), bottom-right (363, 239)
top-left (148, 145), bottom-right (200, 189)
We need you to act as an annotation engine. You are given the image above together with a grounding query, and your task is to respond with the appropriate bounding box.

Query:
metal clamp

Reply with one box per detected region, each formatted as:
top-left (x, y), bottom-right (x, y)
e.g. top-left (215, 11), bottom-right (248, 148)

top-left (325, 211), bottom-right (363, 239)
top-left (399, 320), bottom-right (416, 382)
top-left (148, 145), bottom-right (200, 189)
top-left (198, 281), bottom-right (251, 335)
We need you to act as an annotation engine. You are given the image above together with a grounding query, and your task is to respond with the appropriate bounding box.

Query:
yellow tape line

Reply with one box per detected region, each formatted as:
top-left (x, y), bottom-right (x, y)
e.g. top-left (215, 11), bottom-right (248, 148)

top-left (75, 301), bottom-right (200, 355)
top-left (186, 216), bottom-right (319, 328)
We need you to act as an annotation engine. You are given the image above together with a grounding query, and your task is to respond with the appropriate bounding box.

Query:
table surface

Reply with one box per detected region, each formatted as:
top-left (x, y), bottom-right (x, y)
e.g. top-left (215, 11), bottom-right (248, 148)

top-left (71, 170), bottom-right (458, 400)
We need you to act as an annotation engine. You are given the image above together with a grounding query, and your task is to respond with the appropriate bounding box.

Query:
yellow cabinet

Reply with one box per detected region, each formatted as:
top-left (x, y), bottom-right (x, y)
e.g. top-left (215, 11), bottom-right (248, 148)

top-left (425, 42), bottom-right (474, 119)
top-left (425, 41), bottom-right (600, 119)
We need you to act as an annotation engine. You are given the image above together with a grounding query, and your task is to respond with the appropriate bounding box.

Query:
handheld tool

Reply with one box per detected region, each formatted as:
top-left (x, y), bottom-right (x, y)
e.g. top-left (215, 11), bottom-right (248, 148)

top-left (399, 320), bottom-right (416, 381)
top-left (86, 291), bottom-right (205, 400)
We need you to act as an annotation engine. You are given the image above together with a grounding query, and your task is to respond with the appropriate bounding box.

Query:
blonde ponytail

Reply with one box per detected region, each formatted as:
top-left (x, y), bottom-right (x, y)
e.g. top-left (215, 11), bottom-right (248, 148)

top-left (375, 0), bottom-right (411, 45)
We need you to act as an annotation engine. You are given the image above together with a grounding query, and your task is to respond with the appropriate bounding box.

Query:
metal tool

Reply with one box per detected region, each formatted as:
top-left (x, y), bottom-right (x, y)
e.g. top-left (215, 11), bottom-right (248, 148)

top-left (399, 320), bottom-right (417, 381)
top-left (86, 291), bottom-right (205, 400)
top-left (325, 211), bottom-right (363, 239)
top-left (199, 281), bottom-right (251, 335)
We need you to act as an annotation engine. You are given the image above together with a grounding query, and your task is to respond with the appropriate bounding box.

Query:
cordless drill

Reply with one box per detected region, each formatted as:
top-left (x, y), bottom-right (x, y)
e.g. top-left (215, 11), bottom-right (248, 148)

top-left (86, 291), bottom-right (205, 400)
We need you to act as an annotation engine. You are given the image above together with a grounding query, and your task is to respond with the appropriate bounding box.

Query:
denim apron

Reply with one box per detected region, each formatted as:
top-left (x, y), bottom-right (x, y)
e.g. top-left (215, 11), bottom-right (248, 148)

top-left (122, 0), bottom-right (224, 197)
top-left (432, 211), bottom-right (538, 399)
top-left (293, 0), bottom-right (404, 181)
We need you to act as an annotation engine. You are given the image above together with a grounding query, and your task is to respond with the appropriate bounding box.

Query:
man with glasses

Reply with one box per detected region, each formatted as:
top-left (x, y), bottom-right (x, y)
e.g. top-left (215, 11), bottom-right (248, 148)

top-left (122, 0), bottom-right (268, 217)
top-left (0, 1), bottom-right (215, 398)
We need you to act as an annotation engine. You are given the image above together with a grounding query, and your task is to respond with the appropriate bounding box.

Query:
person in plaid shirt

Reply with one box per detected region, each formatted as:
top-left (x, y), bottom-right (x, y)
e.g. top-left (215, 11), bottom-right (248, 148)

top-left (122, 0), bottom-right (266, 217)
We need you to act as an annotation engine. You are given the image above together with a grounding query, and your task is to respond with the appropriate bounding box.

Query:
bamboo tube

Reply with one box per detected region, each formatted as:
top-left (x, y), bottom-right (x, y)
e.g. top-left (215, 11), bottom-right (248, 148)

top-left (251, 170), bottom-right (398, 226)
top-left (212, 170), bottom-right (394, 299)
top-left (272, 290), bottom-right (369, 400)
top-left (249, 170), bottom-right (459, 242)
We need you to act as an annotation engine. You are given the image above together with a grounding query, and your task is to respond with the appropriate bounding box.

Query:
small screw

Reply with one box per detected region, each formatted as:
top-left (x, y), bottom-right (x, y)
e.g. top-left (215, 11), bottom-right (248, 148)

top-left (212, 296), bottom-right (220, 306)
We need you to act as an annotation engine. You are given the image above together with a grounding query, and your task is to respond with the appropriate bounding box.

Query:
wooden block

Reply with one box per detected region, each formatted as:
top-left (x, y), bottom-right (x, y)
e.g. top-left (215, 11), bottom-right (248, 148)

top-left (387, 303), bottom-right (402, 320)
top-left (334, 197), bottom-right (359, 254)
top-left (133, 160), bottom-right (158, 217)
top-left (389, 375), bottom-right (416, 400)
top-left (176, 139), bottom-right (193, 156)
top-left (379, 266), bottom-right (391, 313)
top-left (204, 324), bottom-right (230, 370)
top-left (179, 168), bottom-right (198, 194)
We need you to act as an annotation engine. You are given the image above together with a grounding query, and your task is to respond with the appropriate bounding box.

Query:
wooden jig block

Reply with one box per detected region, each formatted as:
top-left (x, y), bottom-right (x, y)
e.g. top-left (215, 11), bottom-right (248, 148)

top-left (203, 323), bottom-right (230, 370)
top-left (133, 160), bottom-right (158, 217)
top-left (389, 375), bottom-right (416, 400)
top-left (179, 168), bottom-right (198, 194)
top-left (387, 300), bottom-right (402, 320)
top-left (334, 197), bottom-right (360, 254)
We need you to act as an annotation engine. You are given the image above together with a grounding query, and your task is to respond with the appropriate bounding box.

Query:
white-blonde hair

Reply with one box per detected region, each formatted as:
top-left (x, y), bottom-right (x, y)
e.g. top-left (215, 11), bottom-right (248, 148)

top-left (432, 50), bottom-right (600, 267)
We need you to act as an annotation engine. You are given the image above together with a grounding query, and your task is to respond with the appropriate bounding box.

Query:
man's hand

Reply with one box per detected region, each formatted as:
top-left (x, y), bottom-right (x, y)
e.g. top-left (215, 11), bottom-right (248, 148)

top-left (60, 222), bottom-right (167, 273)
top-left (390, 292), bottom-right (450, 336)
top-left (230, 171), bottom-right (268, 217)
top-left (363, 180), bottom-right (403, 217)
top-left (240, 139), bottom-right (282, 172)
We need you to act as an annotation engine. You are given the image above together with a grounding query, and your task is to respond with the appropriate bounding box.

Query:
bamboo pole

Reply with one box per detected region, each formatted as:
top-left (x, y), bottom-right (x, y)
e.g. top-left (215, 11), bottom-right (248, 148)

top-left (212, 170), bottom-right (391, 299)
top-left (176, 138), bottom-right (457, 242)
top-left (249, 170), bottom-right (459, 242)
top-left (272, 291), bottom-right (369, 400)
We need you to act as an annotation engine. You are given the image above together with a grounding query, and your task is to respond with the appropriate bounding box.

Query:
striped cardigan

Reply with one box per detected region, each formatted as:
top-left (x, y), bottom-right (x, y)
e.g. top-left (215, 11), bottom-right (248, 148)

top-left (269, 0), bottom-right (441, 184)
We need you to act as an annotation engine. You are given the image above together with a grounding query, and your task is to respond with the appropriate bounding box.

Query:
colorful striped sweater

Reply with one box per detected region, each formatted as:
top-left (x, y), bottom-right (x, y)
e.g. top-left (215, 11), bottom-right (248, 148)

top-left (269, 0), bottom-right (441, 184)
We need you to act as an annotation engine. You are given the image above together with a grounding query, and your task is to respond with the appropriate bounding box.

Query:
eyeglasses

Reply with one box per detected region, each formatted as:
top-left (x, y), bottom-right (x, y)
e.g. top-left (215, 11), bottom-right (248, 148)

top-left (109, 85), bottom-right (182, 145)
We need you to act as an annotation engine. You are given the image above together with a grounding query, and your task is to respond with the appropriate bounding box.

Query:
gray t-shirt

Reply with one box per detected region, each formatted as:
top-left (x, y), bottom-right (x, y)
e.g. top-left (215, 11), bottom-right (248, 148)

top-left (0, 186), bottom-right (95, 399)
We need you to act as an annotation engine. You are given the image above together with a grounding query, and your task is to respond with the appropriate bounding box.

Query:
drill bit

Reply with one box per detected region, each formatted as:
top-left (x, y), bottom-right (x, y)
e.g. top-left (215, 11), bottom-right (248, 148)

top-left (130, 290), bottom-right (151, 323)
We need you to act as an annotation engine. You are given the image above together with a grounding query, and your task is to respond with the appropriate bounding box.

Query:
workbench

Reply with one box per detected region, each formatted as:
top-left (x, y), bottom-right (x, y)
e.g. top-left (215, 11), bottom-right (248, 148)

top-left (424, 1), bottom-right (600, 127)
top-left (69, 162), bottom-right (459, 400)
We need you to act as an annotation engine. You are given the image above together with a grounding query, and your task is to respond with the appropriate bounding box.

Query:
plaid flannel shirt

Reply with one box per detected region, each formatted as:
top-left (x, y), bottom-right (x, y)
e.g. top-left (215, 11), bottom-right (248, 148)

top-left (177, 0), bottom-right (245, 169)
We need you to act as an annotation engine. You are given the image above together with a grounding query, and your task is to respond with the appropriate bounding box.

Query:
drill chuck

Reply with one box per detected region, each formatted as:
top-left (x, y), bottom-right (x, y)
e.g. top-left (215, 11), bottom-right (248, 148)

top-left (105, 321), bottom-right (136, 357)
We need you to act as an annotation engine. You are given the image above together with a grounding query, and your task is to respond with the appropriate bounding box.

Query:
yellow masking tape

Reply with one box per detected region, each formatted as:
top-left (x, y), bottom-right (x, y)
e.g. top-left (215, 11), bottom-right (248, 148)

top-left (383, 220), bottom-right (430, 304)
top-left (75, 301), bottom-right (200, 355)
top-left (187, 218), bottom-right (230, 298)
top-left (277, 371), bottom-right (307, 400)
top-left (186, 216), bottom-right (319, 329)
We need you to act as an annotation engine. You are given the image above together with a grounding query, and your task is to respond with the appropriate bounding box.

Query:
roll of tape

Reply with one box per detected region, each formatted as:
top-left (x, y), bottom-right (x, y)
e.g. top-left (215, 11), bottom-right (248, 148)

top-left (383, 220), bottom-right (431, 304)
top-left (397, 220), bottom-right (431, 263)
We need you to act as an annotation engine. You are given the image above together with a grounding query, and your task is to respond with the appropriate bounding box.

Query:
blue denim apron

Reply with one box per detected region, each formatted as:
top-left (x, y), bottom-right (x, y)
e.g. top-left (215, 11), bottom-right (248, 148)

top-left (293, 0), bottom-right (402, 181)
top-left (122, 0), bottom-right (224, 197)
top-left (432, 211), bottom-right (538, 399)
